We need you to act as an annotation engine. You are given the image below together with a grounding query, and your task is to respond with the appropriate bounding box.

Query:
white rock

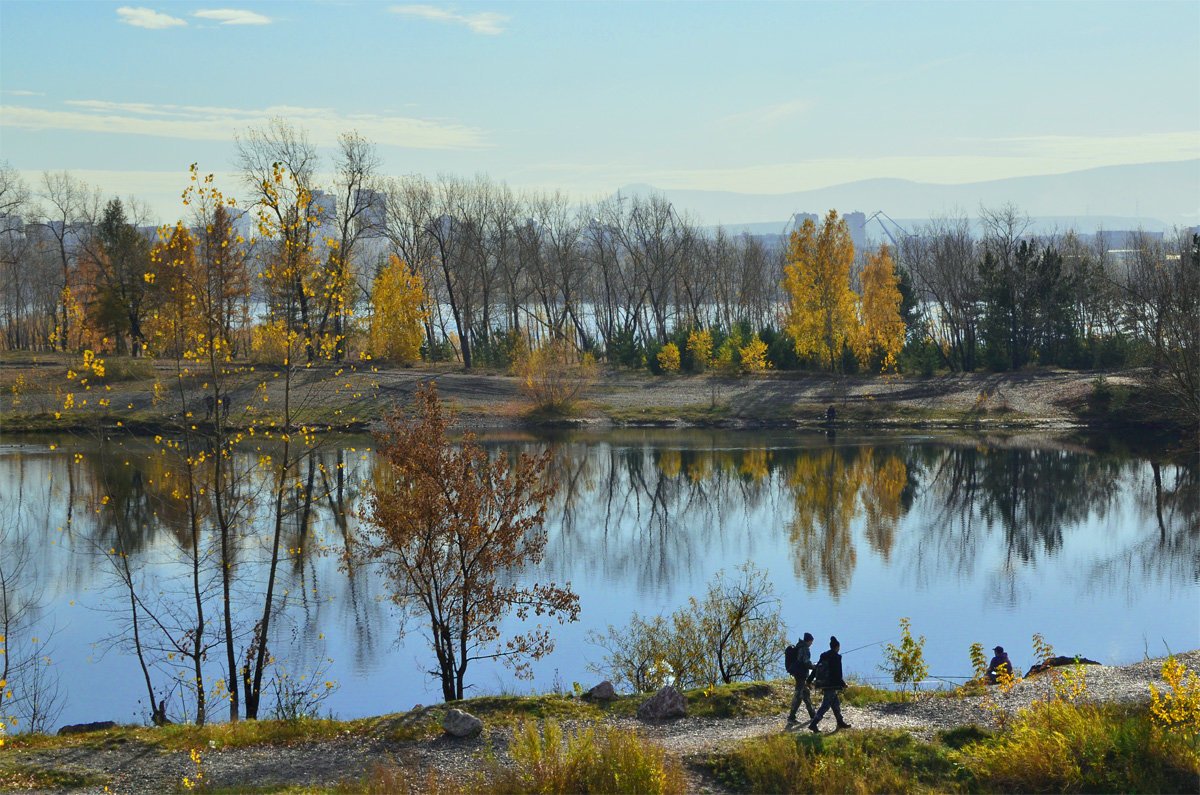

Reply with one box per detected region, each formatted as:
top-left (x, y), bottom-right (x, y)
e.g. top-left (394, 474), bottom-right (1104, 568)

top-left (442, 707), bottom-right (483, 737)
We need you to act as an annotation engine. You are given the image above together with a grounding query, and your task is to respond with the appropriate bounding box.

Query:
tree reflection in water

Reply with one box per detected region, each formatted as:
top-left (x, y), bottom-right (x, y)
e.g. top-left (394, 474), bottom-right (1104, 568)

top-left (0, 431), bottom-right (1195, 721)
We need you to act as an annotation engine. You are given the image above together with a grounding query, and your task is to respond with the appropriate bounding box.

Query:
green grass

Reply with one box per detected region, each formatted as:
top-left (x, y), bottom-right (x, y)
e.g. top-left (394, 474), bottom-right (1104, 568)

top-left (0, 716), bottom-right (375, 752)
top-left (707, 728), bottom-right (974, 794)
top-left (605, 403), bottom-right (733, 425)
top-left (707, 701), bottom-right (1200, 794)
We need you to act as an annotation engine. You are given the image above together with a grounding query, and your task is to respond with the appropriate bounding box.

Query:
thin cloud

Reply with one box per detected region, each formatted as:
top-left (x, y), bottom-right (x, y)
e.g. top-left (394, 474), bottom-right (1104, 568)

top-left (389, 4), bottom-right (508, 35)
top-left (970, 131), bottom-right (1200, 161)
top-left (194, 9), bottom-right (274, 25)
top-left (720, 98), bottom-right (811, 127)
top-left (3, 90), bottom-right (44, 97)
top-left (116, 6), bottom-right (187, 29)
top-left (1, 100), bottom-right (489, 150)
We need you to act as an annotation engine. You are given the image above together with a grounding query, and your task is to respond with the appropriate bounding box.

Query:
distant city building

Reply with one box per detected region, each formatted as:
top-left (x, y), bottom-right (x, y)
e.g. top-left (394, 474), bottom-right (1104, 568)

top-left (354, 188), bottom-right (386, 236)
top-left (308, 189), bottom-right (339, 228)
top-left (843, 211), bottom-right (867, 252)
top-left (789, 210), bottom-right (867, 251)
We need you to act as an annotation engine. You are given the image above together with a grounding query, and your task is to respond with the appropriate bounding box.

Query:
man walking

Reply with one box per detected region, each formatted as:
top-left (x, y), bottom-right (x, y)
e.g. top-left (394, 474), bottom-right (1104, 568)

top-left (809, 636), bottom-right (851, 733)
top-left (786, 632), bottom-right (816, 727)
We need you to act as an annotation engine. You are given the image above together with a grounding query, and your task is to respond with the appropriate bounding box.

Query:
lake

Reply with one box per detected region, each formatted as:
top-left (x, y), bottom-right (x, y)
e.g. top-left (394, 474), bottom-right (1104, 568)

top-left (0, 429), bottom-right (1195, 731)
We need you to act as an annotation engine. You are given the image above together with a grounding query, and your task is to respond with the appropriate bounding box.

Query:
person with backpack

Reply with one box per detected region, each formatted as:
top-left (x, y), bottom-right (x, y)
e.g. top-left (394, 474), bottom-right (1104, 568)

top-left (785, 632), bottom-right (816, 727)
top-left (808, 636), bottom-right (851, 733)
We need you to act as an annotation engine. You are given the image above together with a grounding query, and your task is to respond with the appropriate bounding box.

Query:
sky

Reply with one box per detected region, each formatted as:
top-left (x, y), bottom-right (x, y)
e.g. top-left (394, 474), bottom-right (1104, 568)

top-left (2, 0), bottom-right (1198, 223)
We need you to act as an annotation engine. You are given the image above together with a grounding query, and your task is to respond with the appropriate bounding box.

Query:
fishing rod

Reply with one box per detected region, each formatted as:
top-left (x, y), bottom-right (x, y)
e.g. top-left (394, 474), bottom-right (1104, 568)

top-left (840, 636), bottom-right (898, 655)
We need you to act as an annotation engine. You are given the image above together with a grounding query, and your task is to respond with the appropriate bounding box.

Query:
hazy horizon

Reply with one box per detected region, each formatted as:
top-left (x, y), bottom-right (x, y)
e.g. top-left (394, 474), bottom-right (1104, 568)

top-left (2, 1), bottom-right (1197, 225)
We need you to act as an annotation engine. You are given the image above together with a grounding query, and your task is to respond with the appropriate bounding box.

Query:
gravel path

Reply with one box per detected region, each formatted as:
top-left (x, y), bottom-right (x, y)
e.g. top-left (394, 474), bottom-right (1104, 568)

top-left (6, 651), bottom-right (1192, 793)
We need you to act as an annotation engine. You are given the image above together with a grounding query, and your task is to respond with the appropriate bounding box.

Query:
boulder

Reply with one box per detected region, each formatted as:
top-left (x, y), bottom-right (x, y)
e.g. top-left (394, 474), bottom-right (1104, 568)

top-left (584, 681), bottom-right (617, 701)
top-left (1025, 655), bottom-right (1102, 678)
top-left (57, 721), bottom-right (117, 736)
top-left (441, 708), bottom-right (483, 737)
top-left (636, 685), bottom-right (687, 721)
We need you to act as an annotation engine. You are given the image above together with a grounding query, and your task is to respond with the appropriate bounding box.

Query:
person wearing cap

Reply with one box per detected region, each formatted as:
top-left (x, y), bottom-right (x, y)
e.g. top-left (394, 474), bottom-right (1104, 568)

top-left (786, 632), bottom-right (816, 727)
top-left (986, 645), bottom-right (1012, 684)
top-left (808, 636), bottom-right (851, 732)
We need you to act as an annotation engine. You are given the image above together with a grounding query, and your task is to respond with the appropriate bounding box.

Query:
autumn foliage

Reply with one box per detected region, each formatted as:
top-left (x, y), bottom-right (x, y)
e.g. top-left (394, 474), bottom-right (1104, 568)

top-left (516, 338), bottom-right (597, 414)
top-left (783, 210), bottom-right (906, 372)
top-left (368, 256), bottom-right (428, 363)
top-left (359, 383), bottom-right (580, 701)
top-left (858, 244), bottom-right (906, 370)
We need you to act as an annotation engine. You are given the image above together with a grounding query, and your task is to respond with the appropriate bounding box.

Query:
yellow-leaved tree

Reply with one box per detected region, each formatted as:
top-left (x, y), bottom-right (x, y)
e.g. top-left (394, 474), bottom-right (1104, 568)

top-left (739, 333), bottom-right (770, 372)
top-left (368, 255), bottom-right (429, 363)
top-left (858, 244), bottom-right (906, 371)
top-left (783, 211), bottom-right (860, 372)
top-left (686, 328), bottom-right (713, 371)
top-left (145, 222), bottom-right (204, 359)
top-left (658, 342), bottom-right (681, 372)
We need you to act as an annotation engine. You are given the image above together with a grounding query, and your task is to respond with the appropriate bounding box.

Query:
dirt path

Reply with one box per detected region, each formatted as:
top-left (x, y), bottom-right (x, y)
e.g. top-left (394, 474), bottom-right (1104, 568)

top-left (6, 651), bottom-right (1190, 794)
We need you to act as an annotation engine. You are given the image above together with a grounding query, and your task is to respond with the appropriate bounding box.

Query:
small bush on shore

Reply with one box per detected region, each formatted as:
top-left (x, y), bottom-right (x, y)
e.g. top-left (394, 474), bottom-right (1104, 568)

top-left (491, 717), bottom-right (687, 794)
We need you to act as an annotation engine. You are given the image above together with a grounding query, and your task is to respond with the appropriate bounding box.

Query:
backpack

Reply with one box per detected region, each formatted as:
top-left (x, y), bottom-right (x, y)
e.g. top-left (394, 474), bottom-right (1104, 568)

top-left (811, 655), bottom-right (830, 687)
top-left (785, 644), bottom-right (801, 678)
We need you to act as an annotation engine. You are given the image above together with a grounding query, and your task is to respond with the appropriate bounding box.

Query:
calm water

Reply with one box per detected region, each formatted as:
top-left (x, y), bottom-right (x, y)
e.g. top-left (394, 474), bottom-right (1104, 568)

top-left (0, 429), bottom-right (1196, 730)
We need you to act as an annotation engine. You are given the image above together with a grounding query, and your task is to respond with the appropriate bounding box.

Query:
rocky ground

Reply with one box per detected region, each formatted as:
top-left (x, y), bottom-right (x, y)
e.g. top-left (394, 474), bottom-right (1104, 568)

top-left (4, 650), bottom-right (1193, 794)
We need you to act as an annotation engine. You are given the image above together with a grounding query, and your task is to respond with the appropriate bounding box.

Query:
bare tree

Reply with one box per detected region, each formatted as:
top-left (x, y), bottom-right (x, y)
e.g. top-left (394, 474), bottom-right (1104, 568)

top-left (324, 131), bottom-right (383, 360)
top-left (236, 119), bottom-right (322, 359)
top-left (900, 214), bottom-right (981, 371)
top-left (1121, 229), bottom-right (1199, 425)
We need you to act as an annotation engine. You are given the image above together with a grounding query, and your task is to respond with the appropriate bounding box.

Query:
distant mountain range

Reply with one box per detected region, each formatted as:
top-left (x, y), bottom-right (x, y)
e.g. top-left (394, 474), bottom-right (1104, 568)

top-left (615, 159), bottom-right (1200, 234)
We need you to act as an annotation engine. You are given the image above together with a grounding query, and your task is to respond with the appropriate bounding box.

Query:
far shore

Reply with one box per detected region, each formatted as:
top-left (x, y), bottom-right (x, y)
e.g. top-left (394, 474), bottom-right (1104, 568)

top-left (1, 357), bottom-right (1177, 442)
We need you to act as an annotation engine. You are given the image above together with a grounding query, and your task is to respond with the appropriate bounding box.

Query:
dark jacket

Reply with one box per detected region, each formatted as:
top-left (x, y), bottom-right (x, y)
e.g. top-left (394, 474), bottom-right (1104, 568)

top-left (793, 643), bottom-right (813, 680)
top-left (986, 652), bottom-right (1012, 681)
top-left (812, 648), bottom-right (846, 690)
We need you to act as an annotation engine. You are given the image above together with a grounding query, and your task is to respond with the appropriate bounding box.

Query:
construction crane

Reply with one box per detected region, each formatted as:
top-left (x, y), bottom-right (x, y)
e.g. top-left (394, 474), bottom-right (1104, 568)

top-left (866, 210), bottom-right (910, 249)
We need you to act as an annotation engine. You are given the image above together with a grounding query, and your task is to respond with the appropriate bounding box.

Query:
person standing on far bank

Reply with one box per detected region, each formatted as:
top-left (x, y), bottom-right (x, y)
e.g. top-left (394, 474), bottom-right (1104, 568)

top-left (786, 632), bottom-right (816, 727)
top-left (809, 636), bottom-right (851, 732)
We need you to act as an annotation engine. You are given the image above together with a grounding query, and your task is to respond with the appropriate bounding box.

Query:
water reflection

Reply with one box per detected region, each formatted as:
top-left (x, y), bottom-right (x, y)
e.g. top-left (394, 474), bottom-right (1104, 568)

top-left (0, 430), bottom-right (1195, 727)
top-left (3, 432), bottom-right (1195, 601)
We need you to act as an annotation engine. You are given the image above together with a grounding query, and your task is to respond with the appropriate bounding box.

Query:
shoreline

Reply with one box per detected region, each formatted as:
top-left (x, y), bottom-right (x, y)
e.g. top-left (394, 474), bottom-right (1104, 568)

top-left (0, 361), bottom-right (1181, 440)
top-left (3, 649), bottom-right (1196, 794)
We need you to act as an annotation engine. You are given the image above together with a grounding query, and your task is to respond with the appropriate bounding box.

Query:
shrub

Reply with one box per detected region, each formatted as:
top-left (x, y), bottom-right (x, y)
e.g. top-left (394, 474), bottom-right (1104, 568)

top-left (657, 342), bottom-right (681, 373)
top-left (590, 563), bottom-right (784, 691)
top-left (968, 642), bottom-right (988, 683)
top-left (1150, 655), bottom-right (1200, 740)
top-left (516, 338), bottom-right (597, 415)
top-left (880, 617), bottom-right (929, 691)
top-left (963, 701), bottom-right (1200, 793)
top-left (95, 355), bottom-right (155, 382)
top-left (605, 327), bottom-right (642, 369)
top-left (250, 320), bottom-right (296, 365)
top-left (686, 328), bottom-right (713, 372)
top-left (492, 718), bottom-right (686, 794)
top-left (739, 334), bottom-right (770, 373)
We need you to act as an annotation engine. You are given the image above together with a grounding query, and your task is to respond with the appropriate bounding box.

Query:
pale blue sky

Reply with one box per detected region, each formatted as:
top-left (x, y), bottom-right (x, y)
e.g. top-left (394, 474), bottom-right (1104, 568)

top-left (2, 0), bottom-right (1197, 221)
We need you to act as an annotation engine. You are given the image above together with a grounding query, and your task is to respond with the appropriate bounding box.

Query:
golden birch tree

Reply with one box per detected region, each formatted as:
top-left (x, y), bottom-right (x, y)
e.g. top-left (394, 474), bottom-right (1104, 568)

top-left (858, 244), bottom-right (906, 371)
top-left (783, 211), bottom-right (859, 372)
top-left (368, 255), bottom-right (428, 363)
